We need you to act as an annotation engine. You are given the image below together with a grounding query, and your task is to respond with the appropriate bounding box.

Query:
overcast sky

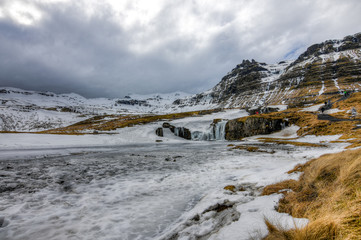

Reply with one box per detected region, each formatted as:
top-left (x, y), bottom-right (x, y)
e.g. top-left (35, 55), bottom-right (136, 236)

top-left (0, 0), bottom-right (360, 98)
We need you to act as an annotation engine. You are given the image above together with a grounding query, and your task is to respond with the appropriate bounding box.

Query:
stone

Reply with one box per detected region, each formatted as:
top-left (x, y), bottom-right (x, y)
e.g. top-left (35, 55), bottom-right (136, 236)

top-left (225, 116), bottom-right (288, 140)
top-left (162, 122), bottom-right (171, 128)
top-left (155, 127), bottom-right (163, 137)
top-left (174, 127), bottom-right (192, 140)
top-left (0, 217), bottom-right (4, 227)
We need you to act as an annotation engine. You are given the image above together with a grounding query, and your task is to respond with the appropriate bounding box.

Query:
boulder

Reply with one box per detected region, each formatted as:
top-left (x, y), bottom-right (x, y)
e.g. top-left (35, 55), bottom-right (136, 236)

top-left (155, 127), bottom-right (163, 137)
top-left (225, 116), bottom-right (288, 140)
top-left (162, 122), bottom-right (171, 128)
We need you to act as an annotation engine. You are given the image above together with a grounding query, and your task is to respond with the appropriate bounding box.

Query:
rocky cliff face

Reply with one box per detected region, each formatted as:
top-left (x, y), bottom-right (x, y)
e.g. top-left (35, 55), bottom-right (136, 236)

top-left (225, 116), bottom-right (288, 140)
top-left (174, 33), bottom-right (361, 108)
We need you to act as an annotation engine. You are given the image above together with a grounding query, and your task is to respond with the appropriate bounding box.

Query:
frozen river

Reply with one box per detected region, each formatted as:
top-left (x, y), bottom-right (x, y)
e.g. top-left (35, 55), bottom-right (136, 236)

top-left (0, 139), bottom-right (345, 240)
top-left (0, 143), bottom-right (244, 239)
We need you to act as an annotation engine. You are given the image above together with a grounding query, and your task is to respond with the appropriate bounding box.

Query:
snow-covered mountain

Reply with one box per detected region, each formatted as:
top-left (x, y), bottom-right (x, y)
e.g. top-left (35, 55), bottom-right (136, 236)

top-left (0, 87), bottom-right (192, 131)
top-left (175, 32), bottom-right (361, 108)
top-left (1, 32), bottom-right (361, 132)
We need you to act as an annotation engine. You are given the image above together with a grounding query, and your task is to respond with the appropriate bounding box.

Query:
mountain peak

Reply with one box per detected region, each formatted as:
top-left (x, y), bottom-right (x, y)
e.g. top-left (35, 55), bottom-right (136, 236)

top-left (293, 32), bottom-right (361, 66)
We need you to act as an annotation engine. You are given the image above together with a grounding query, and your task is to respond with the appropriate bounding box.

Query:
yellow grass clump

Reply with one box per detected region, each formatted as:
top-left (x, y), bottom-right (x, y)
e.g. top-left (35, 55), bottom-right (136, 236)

top-left (263, 148), bottom-right (361, 239)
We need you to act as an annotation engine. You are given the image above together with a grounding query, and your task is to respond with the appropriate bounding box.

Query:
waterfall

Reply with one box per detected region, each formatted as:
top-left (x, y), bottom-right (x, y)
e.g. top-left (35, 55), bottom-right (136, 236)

top-left (174, 127), bottom-right (184, 137)
top-left (191, 120), bottom-right (227, 141)
top-left (214, 121), bottom-right (227, 140)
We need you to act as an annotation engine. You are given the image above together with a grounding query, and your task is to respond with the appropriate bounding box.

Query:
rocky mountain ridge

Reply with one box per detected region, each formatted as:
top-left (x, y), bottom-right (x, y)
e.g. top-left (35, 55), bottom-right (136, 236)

top-left (174, 32), bottom-right (361, 108)
top-left (1, 32), bottom-right (361, 132)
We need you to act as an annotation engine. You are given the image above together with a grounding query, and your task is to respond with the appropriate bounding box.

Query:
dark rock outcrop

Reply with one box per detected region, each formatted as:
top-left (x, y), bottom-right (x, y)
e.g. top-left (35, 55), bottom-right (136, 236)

top-left (158, 123), bottom-right (191, 140)
top-left (172, 32), bottom-right (361, 109)
top-left (155, 127), bottom-right (164, 137)
top-left (162, 122), bottom-right (171, 128)
top-left (116, 99), bottom-right (150, 106)
top-left (225, 116), bottom-right (288, 140)
top-left (246, 106), bottom-right (280, 115)
top-left (174, 127), bottom-right (192, 140)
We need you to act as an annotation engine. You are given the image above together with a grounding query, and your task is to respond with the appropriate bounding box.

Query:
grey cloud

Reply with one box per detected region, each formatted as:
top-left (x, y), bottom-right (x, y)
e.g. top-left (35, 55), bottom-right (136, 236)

top-left (0, 0), bottom-right (361, 98)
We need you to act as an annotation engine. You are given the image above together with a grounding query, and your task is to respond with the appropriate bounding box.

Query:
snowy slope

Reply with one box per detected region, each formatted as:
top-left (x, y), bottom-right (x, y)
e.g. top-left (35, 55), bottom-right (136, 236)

top-left (0, 87), bottom-right (199, 131)
top-left (175, 33), bottom-right (361, 108)
top-left (2, 33), bottom-right (361, 131)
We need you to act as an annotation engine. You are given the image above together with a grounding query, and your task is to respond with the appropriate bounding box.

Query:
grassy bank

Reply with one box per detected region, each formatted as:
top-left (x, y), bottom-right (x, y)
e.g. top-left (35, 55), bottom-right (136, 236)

top-left (262, 148), bottom-right (361, 239)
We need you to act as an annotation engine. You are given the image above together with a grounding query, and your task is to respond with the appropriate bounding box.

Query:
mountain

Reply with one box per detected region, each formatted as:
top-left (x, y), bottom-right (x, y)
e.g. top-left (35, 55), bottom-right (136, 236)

top-left (1, 33), bottom-right (361, 132)
top-left (174, 33), bottom-right (361, 108)
top-left (0, 87), bottom-right (190, 131)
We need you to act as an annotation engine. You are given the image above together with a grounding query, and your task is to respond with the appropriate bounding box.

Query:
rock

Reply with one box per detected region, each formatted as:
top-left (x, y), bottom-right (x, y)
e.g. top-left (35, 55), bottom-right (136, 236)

top-left (225, 116), bottom-right (288, 140)
top-left (155, 140), bottom-right (163, 142)
top-left (155, 127), bottom-right (163, 137)
top-left (169, 125), bottom-right (175, 133)
top-left (0, 216), bottom-right (8, 228)
top-left (174, 127), bottom-right (192, 140)
top-left (162, 122), bottom-right (171, 128)
top-left (246, 106), bottom-right (280, 115)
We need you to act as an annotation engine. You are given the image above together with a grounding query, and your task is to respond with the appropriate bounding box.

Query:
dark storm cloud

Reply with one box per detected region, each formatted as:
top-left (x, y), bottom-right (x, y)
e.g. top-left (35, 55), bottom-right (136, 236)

top-left (0, 0), bottom-right (361, 98)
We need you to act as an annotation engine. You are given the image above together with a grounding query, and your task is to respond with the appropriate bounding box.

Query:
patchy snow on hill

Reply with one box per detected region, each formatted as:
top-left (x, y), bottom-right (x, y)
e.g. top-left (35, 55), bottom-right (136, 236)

top-left (0, 87), bottom-right (205, 131)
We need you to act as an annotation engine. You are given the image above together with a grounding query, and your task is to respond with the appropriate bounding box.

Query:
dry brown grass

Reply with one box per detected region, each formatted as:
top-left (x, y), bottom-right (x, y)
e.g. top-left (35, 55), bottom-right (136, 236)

top-left (257, 138), bottom-right (327, 148)
top-left (264, 217), bottom-right (339, 240)
top-left (228, 144), bottom-right (277, 153)
top-left (224, 185), bottom-right (236, 192)
top-left (262, 179), bottom-right (299, 195)
top-left (251, 104), bottom-right (361, 141)
top-left (263, 148), bottom-right (361, 239)
top-left (230, 145), bottom-right (261, 152)
top-left (334, 92), bottom-right (361, 114)
top-left (37, 109), bottom-right (222, 135)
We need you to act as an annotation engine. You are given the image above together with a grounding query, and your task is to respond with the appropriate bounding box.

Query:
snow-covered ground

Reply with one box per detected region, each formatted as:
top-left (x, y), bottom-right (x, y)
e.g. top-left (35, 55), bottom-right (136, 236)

top-left (0, 110), bottom-right (349, 240)
top-left (0, 87), bottom-right (213, 132)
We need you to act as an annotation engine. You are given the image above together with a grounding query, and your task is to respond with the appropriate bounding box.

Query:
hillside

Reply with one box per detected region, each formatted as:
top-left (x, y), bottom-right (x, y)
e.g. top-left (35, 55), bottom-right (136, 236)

top-left (0, 87), bottom-right (192, 132)
top-left (1, 33), bottom-right (361, 134)
top-left (175, 33), bottom-right (361, 108)
top-left (1, 33), bottom-right (361, 240)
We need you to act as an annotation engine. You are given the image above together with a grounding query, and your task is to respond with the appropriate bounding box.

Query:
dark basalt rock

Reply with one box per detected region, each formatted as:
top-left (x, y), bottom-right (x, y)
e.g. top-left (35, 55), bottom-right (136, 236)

top-left (155, 127), bottom-right (164, 137)
top-left (246, 107), bottom-right (280, 115)
top-left (116, 99), bottom-right (150, 106)
top-left (174, 127), bottom-right (192, 140)
top-left (225, 116), bottom-right (288, 140)
top-left (162, 122), bottom-right (171, 128)
top-left (291, 33), bottom-right (361, 67)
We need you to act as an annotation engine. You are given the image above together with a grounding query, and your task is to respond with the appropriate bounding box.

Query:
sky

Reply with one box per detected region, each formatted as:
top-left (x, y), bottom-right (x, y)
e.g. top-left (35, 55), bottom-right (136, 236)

top-left (0, 0), bottom-right (361, 98)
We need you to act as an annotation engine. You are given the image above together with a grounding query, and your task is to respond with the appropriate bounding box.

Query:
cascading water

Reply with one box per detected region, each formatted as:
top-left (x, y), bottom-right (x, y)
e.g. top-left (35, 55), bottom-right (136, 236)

top-left (191, 120), bottom-right (227, 141)
top-left (214, 121), bottom-right (227, 140)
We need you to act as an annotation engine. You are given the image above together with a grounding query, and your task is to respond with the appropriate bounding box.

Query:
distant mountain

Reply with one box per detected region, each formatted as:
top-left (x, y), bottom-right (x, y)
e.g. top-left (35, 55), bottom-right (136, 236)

top-left (0, 87), bottom-right (191, 131)
top-left (2, 32), bottom-right (361, 132)
top-left (174, 32), bottom-right (361, 108)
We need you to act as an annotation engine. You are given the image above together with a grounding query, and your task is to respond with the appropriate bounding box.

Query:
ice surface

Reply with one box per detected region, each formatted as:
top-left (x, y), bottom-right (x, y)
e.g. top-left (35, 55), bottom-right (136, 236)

top-left (0, 109), bottom-right (351, 240)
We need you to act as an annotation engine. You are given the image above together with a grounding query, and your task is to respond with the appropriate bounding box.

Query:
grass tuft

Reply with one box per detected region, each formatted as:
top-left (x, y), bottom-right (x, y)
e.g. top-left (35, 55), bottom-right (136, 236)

top-left (263, 148), bottom-right (361, 239)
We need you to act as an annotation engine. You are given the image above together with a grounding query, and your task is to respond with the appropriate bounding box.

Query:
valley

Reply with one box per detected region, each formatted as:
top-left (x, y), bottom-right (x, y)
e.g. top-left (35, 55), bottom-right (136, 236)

top-left (1, 33), bottom-right (361, 239)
